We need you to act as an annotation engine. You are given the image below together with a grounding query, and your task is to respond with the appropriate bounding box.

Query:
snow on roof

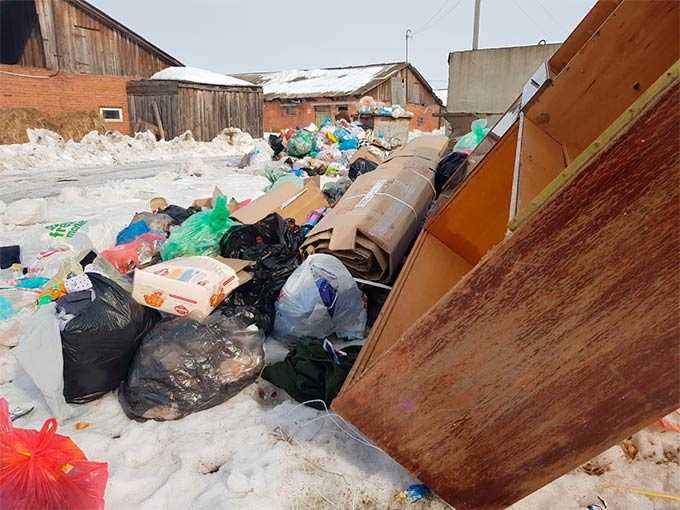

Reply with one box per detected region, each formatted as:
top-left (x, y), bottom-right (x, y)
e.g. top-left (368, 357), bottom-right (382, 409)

top-left (151, 66), bottom-right (255, 87)
top-left (434, 89), bottom-right (448, 107)
top-left (236, 63), bottom-right (405, 100)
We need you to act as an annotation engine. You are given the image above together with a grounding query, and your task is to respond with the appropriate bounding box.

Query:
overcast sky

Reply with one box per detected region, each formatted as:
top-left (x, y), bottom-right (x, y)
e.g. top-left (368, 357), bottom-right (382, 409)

top-left (89, 0), bottom-right (596, 90)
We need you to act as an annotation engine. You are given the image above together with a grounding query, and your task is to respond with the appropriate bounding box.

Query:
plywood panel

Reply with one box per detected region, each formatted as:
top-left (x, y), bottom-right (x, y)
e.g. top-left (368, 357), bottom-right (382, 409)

top-left (548, 0), bottom-right (622, 74)
top-left (344, 231), bottom-right (472, 389)
top-left (427, 125), bottom-right (518, 264)
top-left (511, 115), bottom-right (565, 219)
top-left (334, 82), bottom-right (680, 510)
top-left (527, 0), bottom-right (679, 157)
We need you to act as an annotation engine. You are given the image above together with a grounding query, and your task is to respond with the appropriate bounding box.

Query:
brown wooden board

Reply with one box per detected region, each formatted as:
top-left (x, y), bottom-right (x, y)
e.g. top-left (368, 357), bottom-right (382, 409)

top-left (527, 0), bottom-right (679, 158)
top-left (510, 115), bottom-right (566, 220)
top-left (548, 0), bottom-right (622, 75)
top-left (333, 82), bottom-right (680, 510)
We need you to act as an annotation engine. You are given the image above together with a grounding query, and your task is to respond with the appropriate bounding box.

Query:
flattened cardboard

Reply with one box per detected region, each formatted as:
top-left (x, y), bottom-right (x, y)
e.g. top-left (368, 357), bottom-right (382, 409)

top-left (232, 181), bottom-right (327, 225)
top-left (302, 136), bottom-right (448, 282)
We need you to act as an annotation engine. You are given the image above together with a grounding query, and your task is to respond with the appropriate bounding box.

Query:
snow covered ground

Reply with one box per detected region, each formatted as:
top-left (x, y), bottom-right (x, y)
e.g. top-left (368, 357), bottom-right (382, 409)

top-left (0, 138), bottom-right (678, 510)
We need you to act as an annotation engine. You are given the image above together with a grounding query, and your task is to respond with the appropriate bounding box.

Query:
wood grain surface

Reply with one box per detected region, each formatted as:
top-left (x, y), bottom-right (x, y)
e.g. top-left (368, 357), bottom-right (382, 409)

top-left (333, 83), bottom-right (680, 510)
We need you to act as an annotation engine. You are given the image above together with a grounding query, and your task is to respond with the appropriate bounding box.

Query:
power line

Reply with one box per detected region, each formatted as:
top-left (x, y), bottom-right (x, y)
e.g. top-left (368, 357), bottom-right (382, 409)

top-left (510, 0), bottom-right (549, 37)
top-left (535, 0), bottom-right (564, 30)
top-left (414, 0), bottom-right (465, 35)
top-left (413, 0), bottom-right (451, 34)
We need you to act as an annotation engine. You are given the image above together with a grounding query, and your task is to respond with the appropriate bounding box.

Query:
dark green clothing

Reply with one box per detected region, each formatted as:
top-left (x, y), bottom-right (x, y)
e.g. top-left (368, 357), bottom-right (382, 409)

top-left (262, 338), bottom-right (361, 410)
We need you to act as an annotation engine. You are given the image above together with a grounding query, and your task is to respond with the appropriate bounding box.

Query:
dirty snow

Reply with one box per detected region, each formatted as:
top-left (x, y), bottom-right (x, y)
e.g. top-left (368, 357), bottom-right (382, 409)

top-left (0, 128), bottom-right (256, 173)
top-left (0, 148), bottom-right (678, 509)
top-left (151, 66), bottom-right (255, 87)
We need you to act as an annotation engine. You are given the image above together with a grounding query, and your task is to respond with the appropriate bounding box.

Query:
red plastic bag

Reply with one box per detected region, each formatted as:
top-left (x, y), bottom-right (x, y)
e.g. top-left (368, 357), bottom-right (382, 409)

top-left (0, 398), bottom-right (108, 510)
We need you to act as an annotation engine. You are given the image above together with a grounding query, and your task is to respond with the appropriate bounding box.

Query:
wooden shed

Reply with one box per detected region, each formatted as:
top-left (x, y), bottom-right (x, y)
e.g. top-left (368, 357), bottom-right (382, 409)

top-left (127, 78), bottom-right (264, 141)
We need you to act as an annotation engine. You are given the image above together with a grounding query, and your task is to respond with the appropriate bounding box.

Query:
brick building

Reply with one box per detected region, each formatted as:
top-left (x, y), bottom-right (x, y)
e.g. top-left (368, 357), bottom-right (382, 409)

top-left (235, 63), bottom-right (443, 133)
top-left (0, 0), bottom-right (182, 136)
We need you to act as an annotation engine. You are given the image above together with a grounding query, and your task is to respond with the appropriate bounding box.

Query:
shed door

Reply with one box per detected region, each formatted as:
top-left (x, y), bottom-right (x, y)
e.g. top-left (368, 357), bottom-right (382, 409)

top-left (391, 76), bottom-right (405, 106)
top-left (314, 106), bottom-right (331, 126)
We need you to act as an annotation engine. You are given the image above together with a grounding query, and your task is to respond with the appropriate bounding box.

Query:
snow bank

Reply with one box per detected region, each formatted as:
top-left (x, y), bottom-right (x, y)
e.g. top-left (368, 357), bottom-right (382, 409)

top-left (151, 66), bottom-right (255, 87)
top-left (0, 128), bottom-right (256, 172)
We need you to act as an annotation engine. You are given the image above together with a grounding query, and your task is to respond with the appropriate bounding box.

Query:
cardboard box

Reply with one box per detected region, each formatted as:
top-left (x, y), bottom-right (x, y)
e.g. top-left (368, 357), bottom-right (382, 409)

top-left (349, 146), bottom-right (388, 166)
top-left (132, 256), bottom-right (252, 320)
top-left (302, 135), bottom-right (448, 283)
top-left (232, 180), bottom-right (327, 225)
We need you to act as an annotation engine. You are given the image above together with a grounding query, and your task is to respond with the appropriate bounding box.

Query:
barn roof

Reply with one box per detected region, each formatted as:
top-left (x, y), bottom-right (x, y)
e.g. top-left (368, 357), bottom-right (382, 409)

top-left (67, 0), bottom-right (182, 66)
top-left (234, 62), bottom-right (442, 105)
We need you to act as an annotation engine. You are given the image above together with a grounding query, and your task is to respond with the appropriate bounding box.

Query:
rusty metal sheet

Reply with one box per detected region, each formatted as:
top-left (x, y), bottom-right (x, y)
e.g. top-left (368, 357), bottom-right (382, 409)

top-left (333, 83), bottom-right (680, 510)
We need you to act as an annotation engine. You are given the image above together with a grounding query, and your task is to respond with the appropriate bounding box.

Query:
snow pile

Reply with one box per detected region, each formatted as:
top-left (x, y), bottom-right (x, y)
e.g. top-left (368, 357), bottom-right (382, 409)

top-left (0, 128), bottom-right (257, 172)
top-left (151, 66), bottom-right (255, 87)
top-left (4, 198), bottom-right (46, 225)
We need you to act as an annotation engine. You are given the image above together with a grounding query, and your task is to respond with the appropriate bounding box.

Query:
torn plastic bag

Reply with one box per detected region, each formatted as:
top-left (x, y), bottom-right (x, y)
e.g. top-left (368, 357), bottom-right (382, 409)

top-left (219, 213), bottom-right (305, 324)
top-left (14, 304), bottom-right (76, 420)
top-left (118, 311), bottom-right (265, 421)
top-left (0, 398), bottom-right (108, 510)
top-left (274, 254), bottom-right (367, 339)
top-left (435, 151), bottom-right (468, 196)
top-left (101, 232), bottom-right (165, 273)
top-left (160, 196), bottom-right (235, 260)
top-left (453, 118), bottom-right (490, 152)
top-left (61, 273), bottom-right (160, 404)
top-left (348, 157), bottom-right (379, 181)
top-left (261, 338), bottom-right (361, 409)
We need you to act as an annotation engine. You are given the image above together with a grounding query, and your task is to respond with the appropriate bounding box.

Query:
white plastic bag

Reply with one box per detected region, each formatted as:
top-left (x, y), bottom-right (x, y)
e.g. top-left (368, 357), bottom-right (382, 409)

top-left (274, 254), bottom-right (366, 339)
top-left (14, 304), bottom-right (76, 420)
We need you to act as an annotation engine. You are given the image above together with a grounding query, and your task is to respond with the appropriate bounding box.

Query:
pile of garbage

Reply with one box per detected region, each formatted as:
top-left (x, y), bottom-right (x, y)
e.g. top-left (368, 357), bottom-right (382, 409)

top-left (0, 119), bottom-right (491, 508)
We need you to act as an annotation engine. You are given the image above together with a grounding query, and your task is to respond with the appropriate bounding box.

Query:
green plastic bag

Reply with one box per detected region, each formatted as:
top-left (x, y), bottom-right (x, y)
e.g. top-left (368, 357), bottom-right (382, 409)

top-left (453, 118), bottom-right (490, 151)
top-left (287, 129), bottom-right (315, 157)
top-left (160, 196), bottom-right (234, 260)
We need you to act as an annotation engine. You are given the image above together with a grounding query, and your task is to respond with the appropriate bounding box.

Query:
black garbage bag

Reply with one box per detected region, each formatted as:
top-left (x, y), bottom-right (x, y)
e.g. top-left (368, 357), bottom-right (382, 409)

top-left (268, 134), bottom-right (285, 159)
top-left (435, 151), bottom-right (468, 196)
top-left (219, 213), bottom-right (305, 324)
top-left (262, 338), bottom-right (362, 410)
top-left (61, 273), bottom-right (160, 404)
top-left (118, 312), bottom-right (265, 421)
top-left (348, 158), bottom-right (378, 181)
top-left (159, 204), bottom-right (201, 225)
top-left (215, 304), bottom-right (274, 339)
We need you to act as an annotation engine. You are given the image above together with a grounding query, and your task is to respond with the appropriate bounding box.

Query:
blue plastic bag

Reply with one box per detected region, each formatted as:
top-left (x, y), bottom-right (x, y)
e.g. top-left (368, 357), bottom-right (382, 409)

top-left (116, 220), bottom-right (150, 245)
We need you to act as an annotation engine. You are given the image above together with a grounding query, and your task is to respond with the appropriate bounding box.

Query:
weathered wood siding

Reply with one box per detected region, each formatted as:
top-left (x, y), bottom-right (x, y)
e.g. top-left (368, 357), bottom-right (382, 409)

top-left (0, 0), bottom-right (46, 67)
top-left (3, 0), bottom-right (179, 76)
top-left (127, 81), bottom-right (264, 141)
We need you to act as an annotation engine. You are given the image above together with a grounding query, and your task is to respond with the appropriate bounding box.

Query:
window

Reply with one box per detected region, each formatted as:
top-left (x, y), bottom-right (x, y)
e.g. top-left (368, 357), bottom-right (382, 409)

top-left (99, 107), bottom-right (123, 122)
top-left (283, 105), bottom-right (298, 116)
top-left (337, 106), bottom-right (348, 112)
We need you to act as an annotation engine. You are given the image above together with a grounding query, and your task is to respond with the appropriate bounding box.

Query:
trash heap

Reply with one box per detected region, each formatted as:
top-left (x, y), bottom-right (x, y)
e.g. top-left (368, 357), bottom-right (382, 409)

top-left (0, 120), bottom-right (489, 507)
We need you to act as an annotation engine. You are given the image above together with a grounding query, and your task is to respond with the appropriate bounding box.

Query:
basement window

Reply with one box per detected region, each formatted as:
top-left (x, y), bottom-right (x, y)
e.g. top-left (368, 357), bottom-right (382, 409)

top-left (99, 107), bottom-right (123, 122)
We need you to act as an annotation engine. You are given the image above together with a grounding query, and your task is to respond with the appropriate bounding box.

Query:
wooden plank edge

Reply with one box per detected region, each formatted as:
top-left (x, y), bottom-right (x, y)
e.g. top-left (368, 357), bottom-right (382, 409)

top-left (508, 60), bottom-right (679, 232)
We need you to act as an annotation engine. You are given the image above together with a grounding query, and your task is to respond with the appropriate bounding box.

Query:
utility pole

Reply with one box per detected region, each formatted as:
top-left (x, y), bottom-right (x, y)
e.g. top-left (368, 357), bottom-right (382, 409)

top-left (472, 0), bottom-right (481, 49)
top-left (405, 29), bottom-right (412, 63)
